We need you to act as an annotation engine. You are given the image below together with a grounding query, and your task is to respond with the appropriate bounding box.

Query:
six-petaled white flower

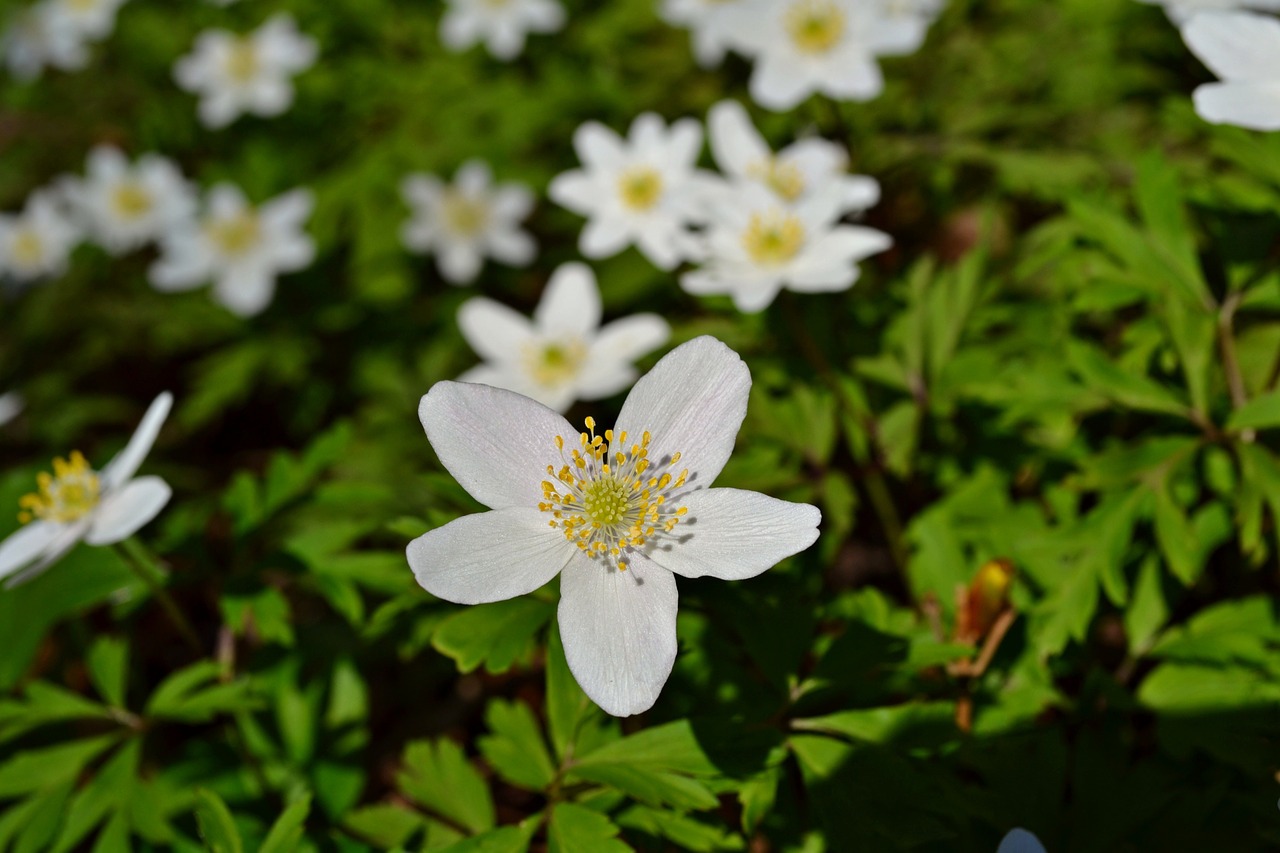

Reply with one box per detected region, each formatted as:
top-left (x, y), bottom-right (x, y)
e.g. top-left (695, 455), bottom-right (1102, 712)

top-left (997, 829), bottom-right (1046, 853)
top-left (457, 262), bottom-right (670, 412)
top-left (1181, 10), bottom-right (1280, 131)
top-left (174, 13), bottom-right (318, 129)
top-left (0, 392), bottom-right (173, 588)
top-left (2, 3), bottom-right (88, 80)
top-left (0, 190), bottom-right (81, 283)
top-left (61, 146), bottom-right (196, 255)
top-left (549, 113), bottom-right (713, 270)
top-left (401, 160), bottom-right (536, 285)
top-left (439, 0), bottom-right (565, 60)
top-left (660, 0), bottom-right (750, 67)
top-left (408, 336), bottom-right (822, 716)
top-left (149, 184), bottom-right (315, 317)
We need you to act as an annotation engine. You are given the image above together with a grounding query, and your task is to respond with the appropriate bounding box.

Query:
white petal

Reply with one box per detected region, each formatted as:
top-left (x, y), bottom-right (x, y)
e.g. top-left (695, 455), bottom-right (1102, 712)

top-left (823, 55), bottom-right (885, 102)
top-left (2, 526), bottom-right (85, 588)
top-left (0, 522), bottom-right (64, 583)
top-left (840, 175), bottom-right (881, 212)
top-left (665, 118), bottom-right (704, 168)
top-left (214, 268), bottom-right (276, 316)
top-left (260, 188), bottom-right (314, 231)
top-left (574, 122), bottom-right (626, 171)
top-left (547, 171), bottom-right (598, 215)
top-left (534, 262), bottom-right (600, 338)
top-left (85, 477), bottom-right (172, 546)
top-left (997, 829), bottom-right (1047, 853)
top-left (491, 185), bottom-right (535, 221)
top-left (457, 297), bottom-right (537, 362)
top-left (579, 216), bottom-right (632, 259)
top-left (708, 99), bottom-right (770, 177)
top-left (646, 488), bottom-right (819, 580)
top-left (1193, 81), bottom-right (1280, 130)
top-left (614, 336), bottom-right (750, 489)
top-left (589, 314), bottom-right (670, 364)
top-left (486, 227), bottom-right (536, 266)
top-left (731, 280), bottom-right (784, 313)
top-left (438, 243), bottom-right (484, 284)
top-left (557, 551), bottom-right (678, 716)
top-left (455, 160), bottom-right (492, 194)
top-left (419, 380), bottom-right (579, 509)
top-left (406, 507), bottom-right (574, 605)
top-left (750, 57), bottom-right (816, 112)
top-left (100, 393), bottom-right (173, 490)
top-left (1181, 11), bottom-right (1280, 82)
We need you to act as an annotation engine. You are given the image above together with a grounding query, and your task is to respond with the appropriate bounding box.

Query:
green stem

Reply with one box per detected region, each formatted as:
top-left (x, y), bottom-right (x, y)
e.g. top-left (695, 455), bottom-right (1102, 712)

top-left (116, 538), bottom-right (203, 656)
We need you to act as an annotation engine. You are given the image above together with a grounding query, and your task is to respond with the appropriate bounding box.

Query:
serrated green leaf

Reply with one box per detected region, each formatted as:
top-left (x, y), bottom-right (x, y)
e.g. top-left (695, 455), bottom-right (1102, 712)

top-left (193, 789), bottom-right (243, 853)
top-left (548, 804), bottom-right (628, 853)
top-left (397, 739), bottom-right (494, 835)
top-left (477, 700), bottom-right (556, 791)
top-left (432, 597), bottom-right (553, 674)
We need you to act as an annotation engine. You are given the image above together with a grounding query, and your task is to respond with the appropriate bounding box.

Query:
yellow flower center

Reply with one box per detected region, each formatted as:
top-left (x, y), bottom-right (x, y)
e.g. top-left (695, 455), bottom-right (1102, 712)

top-left (224, 38), bottom-right (260, 83)
top-left (540, 417), bottom-right (689, 571)
top-left (10, 230), bottom-right (43, 268)
top-left (747, 158), bottom-right (806, 201)
top-left (786, 0), bottom-right (845, 54)
top-left (206, 212), bottom-right (261, 256)
top-left (441, 192), bottom-right (490, 237)
top-left (525, 340), bottom-right (587, 388)
top-left (19, 451), bottom-right (101, 525)
top-left (67, 0), bottom-right (100, 11)
top-left (742, 211), bottom-right (805, 266)
top-left (112, 183), bottom-right (153, 220)
top-left (617, 167), bottom-right (663, 212)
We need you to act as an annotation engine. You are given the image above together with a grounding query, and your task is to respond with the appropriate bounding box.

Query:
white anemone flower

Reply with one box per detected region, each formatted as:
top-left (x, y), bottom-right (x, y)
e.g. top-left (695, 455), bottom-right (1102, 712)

top-left (440, 0), bottom-right (565, 60)
top-left (997, 829), bottom-right (1046, 853)
top-left (61, 146), bottom-right (196, 255)
top-left (1139, 0), bottom-right (1280, 23)
top-left (682, 183), bottom-right (891, 312)
top-left (729, 0), bottom-right (929, 110)
top-left (707, 99), bottom-right (880, 214)
top-left (2, 4), bottom-right (88, 80)
top-left (0, 190), bottom-right (81, 283)
top-left (457, 262), bottom-right (670, 412)
top-left (400, 160), bottom-right (536, 285)
top-left (47, 0), bottom-right (129, 41)
top-left (1181, 11), bottom-right (1280, 131)
top-left (149, 184), bottom-right (315, 318)
top-left (0, 392), bottom-right (173, 588)
top-left (0, 393), bottom-right (23, 427)
top-left (549, 113), bottom-right (712, 270)
top-left (409, 336), bottom-right (821, 716)
top-left (174, 13), bottom-right (318, 129)
top-left (659, 0), bottom-right (751, 67)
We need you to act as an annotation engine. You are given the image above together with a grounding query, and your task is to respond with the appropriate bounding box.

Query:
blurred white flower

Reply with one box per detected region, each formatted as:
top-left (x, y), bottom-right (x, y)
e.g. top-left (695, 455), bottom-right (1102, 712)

top-left (409, 336), bottom-right (821, 716)
top-left (0, 190), bottom-right (81, 282)
top-left (174, 13), bottom-right (317, 128)
top-left (457, 262), bottom-right (670, 412)
top-left (439, 0), bottom-right (565, 60)
top-left (400, 160), bottom-right (536, 285)
top-left (707, 99), bottom-right (880, 213)
top-left (0, 393), bottom-right (23, 427)
top-left (729, 0), bottom-right (929, 110)
top-left (150, 184), bottom-right (315, 317)
top-left (61, 146), bottom-right (196, 255)
top-left (0, 392), bottom-right (173, 587)
top-left (47, 0), bottom-right (129, 41)
top-left (660, 0), bottom-right (750, 66)
top-left (1139, 0), bottom-right (1280, 23)
top-left (682, 183), bottom-right (891, 312)
top-left (1181, 11), bottom-right (1280, 130)
top-left (1, 3), bottom-right (88, 80)
top-left (549, 113), bottom-right (713, 270)
top-left (997, 829), bottom-right (1047, 853)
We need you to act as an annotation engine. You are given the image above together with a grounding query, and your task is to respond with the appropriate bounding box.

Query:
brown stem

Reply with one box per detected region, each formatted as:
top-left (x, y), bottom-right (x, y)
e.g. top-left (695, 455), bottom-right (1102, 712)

top-left (1218, 293), bottom-right (1256, 443)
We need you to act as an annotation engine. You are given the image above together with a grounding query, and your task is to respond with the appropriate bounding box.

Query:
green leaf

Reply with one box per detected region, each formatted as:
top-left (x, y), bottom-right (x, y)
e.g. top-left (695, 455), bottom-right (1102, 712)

top-left (548, 804), bottom-right (628, 853)
top-left (477, 700), bottom-right (557, 791)
top-left (568, 763), bottom-right (718, 811)
top-left (259, 794), bottom-right (311, 853)
top-left (0, 735), bottom-right (120, 798)
top-left (1226, 390), bottom-right (1280, 431)
top-left (432, 597), bottom-right (554, 674)
top-left (439, 821), bottom-right (540, 853)
top-left (145, 661), bottom-right (258, 723)
top-left (616, 805), bottom-right (745, 852)
top-left (792, 702), bottom-right (955, 749)
top-left (342, 804), bottom-right (424, 849)
top-left (1066, 341), bottom-right (1189, 418)
top-left (193, 789), bottom-right (243, 853)
top-left (545, 626), bottom-right (600, 762)
top-left (49, 739), bottom-right (139, 853)
top-left (86, 637), bottom-right (128, 709)
top-left (397, 739), bottom-right (494, 835)
top-left (1151, 486), bottom-right (1203, 586)
top-left (1124, 556), bottom-right (1169, 653)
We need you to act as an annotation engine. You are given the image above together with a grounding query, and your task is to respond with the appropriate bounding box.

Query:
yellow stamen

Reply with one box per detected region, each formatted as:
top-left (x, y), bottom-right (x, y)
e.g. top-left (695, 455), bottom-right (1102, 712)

top-left (617, 166), bottom-right (663, 211)
top-left (748, 158), bottom-right (806, 201)
top-left (18, 451), bottom-right (100, 525)
top-left (742, 211), bottom-right (805, 266)
top-left (111, 183), bottom-right (153, 220)
top-left (440, 191), bottom-right (490, 237)
top-left (786, 0), bottom-right (845, 54)
top-left (224, 38), bottom-right (260, 83)
top-left (206, 212), bottom-right (261, 256)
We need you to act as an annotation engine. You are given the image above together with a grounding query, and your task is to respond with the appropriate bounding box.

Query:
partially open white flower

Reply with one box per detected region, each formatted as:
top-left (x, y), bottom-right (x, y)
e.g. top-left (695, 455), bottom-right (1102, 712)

top-left (707, 99), bottom-right (880, 214)
top-left (0, 392), bottom-right (173, 588)
top-left (61, 146), bottom-right (196, 256)
top-left (149, 184), bottom-right (315, 317)
top-left (1181, 10), bottom-right (1280, 131)
top-left (1139, 0), bottom-right (1280, 23)
top-left (174, 13), bottom-right (317, 129)
top-left (440, 0), bottom-right (565, 60)
top-left (660, 0), bottom-right (750, 66)
top-left (0, 190), bottom-right (81, 283)
top-left (47, 0), bottom-right (129, 41)
top-left (729, 0), bottom-right (929, 111)
top-left (2, 3), bottom-right (88, 80)
top-left (409, 336), bottom-right (821, 716)
top-left (457, 262), bottom-right (670, 412)
top-left (682, 182), bottom-right (891, 312)
top-left (400, 160), bottom-right (536, 286)
top-left (0, 393), bottom-right (23, 427)
top-left (997, 829), bottom-right (1046, 853)
top-left (549, 113), bottom-right (712, 270)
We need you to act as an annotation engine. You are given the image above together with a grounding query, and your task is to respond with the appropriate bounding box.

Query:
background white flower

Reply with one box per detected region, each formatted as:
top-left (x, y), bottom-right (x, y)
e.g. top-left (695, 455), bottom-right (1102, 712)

top-left (440, 0), bottom-right (565, 60)
top-left (456, 262), bottom-right (670, 412)
top-left (174, 13), bottom-right (318, 128)
top-left (1139, 0), bottom-right (1280, 23)
top-left (400, 160), bottom-right (536, 285)
top-left (47, 0), bottom-right (129, 41)
top-left (0, 393), bottom-right (23, 427)
top-left (0, 392), bottom-right (173, 587)
top-left (1180, 10), bottom-right (1280, 130)
top-left (149, 184), bottom-right (315, 317)
top-left (660, 0), bottom-right (750, 66)
top-left (61, 146), bottom-right (196, 255)
top-left (409, 336), bottom-right (822, 716)
top-left (0, 190), bottom-right (81, 282)
top-left (549, 113), bottom-right (713, 270)
top-left (2, 3), bottom-right (88, 80)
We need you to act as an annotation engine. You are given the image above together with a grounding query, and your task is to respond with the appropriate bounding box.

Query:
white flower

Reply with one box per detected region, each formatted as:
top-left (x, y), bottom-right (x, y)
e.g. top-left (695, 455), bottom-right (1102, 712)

top-left (0, 392), bottom-right (173, 588)
top-left (659, 0), bottom-right (751, 66)
top-left (707, 99), bottom-right (880, 213)
top-left (997, 829), bottom-right (1046, 853)
top-left (410, 337), bottom-right (820, 715)
top-left (549, 113), bottom-right (712, 270)
top-left (1139, 0), bottom-right (1280, 23)
top-left (729, 0), bottom-right (929, 111)
top-left (682, 183), bottom-right (891, 312)
top-left (0, 190), bottom-right (81, 282)
top-left (46, 0), bottom-right (129, 41)
top-left (400, 160), bottom-right (536, 285)
top-left (61, 146), bottom-right (196, 255)
top-left (439, 0), bottom-right (565, 60)
top-left (1181, 11), bottom-right (1280, 131)
top-left (149, 184), bottom-right (315, 317)
top-left (457, 262), bottom-right (670, 412)
top-left (0, 393), bottom-right (23, 427)
top-left (2, 4), bottom-right (88, 80)
top-left (174, 13), bottom-right (317, 129)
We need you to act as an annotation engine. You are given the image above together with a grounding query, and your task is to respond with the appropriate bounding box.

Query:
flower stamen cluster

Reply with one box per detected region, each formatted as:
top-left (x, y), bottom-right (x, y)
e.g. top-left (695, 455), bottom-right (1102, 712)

top-left (19, 451), bottom-right (101, 524)
top-left (742, 211), bottom-right (805, 265)
top-left (786, 0), bottom-right (846, 55)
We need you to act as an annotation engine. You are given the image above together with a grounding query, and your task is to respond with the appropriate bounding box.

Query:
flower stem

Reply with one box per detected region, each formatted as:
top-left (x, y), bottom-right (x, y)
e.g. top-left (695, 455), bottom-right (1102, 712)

top-left (116, 537), bottom-right (203, 656)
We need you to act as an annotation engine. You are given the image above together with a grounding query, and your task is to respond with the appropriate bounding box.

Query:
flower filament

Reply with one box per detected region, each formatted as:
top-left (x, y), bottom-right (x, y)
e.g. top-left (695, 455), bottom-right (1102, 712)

top-left (225, 38), bottom-right (261, 83)
top-left (540, 417), bottom-right (689, 571)
top-left (441, 192), bottom-right (491, 237)
top-left (524, 339), bottom-right (587, 388)
top-left (19, 451), bottom-right (101, 525)
top-left (617, 166), bottom-right (664, 212)
top-left (748, 158), bottom-right (806, 202)
top-left (742, 210), bottom-right (805, 266)
top-left (10, 230), bottom-right (44, 269)
top-left (786, 0), bottom-right (845, 55)
top-left (111, 183), bottom-right (154, 220)
top-left (207, 211), bottom-right (262, 256)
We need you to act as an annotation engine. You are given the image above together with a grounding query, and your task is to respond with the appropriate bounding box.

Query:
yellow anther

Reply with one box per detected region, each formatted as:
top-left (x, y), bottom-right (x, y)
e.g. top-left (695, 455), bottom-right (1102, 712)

top-left (19, 450), bottom-right (101, 525)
